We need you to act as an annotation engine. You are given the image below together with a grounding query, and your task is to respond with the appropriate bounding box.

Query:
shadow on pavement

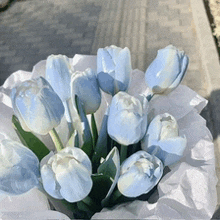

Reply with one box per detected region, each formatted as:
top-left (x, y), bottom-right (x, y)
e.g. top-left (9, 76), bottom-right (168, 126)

top-left (201, 90), bottom-right (220, 219)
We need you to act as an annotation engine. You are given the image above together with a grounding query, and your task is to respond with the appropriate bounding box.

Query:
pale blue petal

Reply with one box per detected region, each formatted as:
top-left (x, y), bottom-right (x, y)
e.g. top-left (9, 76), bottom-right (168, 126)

top-left (11, 77), bottom-right (64, 135)
top-left (168, 55), bottom-right (189, 92)
top-left (0, 140), bottom-right (40, 195)
top-left (71, 69), bottom-right (101, 114)
top-left (56, 160), bottom-right (92, 203)
top-left (41, 164), bottom-right (63, 200)
top-left (97, 49), bottom-right (115, 73)
top-left (46, 55), bottom-right (71, 101)
top-left (147, 137), bottom-right (187, 166)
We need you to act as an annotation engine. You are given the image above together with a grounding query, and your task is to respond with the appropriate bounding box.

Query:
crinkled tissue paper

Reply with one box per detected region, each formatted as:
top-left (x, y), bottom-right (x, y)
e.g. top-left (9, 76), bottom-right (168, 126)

top-left (0, 55), bottom-right (217, 220)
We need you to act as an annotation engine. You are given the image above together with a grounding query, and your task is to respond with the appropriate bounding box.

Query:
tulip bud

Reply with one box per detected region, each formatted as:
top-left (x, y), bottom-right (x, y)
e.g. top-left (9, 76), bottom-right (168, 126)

top-left (45, 55), bottom-right (72, 102)
top-left (11, 77), bottom-right (65, 135)
top-left (41, 147), bottom-right (92, 203)
top-left (71, 68), bottom-right (101, 114)
top-left (145, 45), bottom-right (189, 94)
top-left (107, 92), bottom-right (148, 146)
top-left (141, 113), bottom-right (187, 166)
top-left (117, 151), bottom-right (163, 197)
top-left (97, 45), bottom-right (132, 96)
top-left (0, 139), bottom-right (40, 195)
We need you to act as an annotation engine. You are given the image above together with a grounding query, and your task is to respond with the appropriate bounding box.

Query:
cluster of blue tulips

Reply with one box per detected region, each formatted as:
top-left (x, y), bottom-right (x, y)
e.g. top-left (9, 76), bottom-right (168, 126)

top-left (0, 45), bottom-right (189, 218)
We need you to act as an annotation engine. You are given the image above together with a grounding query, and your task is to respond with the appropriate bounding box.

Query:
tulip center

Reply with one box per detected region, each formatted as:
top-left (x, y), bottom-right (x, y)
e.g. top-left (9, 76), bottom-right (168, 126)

top-left (134, 158), bottom-right (154, 177)
top-left (160, 116), bottom-right (178, 140)
top-left (119, 96), bottom-right (142, 116)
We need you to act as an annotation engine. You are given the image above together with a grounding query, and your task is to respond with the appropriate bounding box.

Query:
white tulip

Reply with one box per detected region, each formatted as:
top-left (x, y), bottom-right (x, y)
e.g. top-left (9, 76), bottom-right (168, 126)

top-left (10, 77), bottom-right (64, 135)
top-left (117, 151), bottom-right (163, 197)
top-left (97, 45), bottom-right (132, 95)
top-left (0, 139), bottom-right (40, 195)
top-left (107, 92), bottom-right (148, 145)
top-left (142, 113), bottom-right (187, 166)
top-left (46, 54), bottom-right (72, 102)
top-left (41, 147), bottom-right (92, 203)
top-left (145, 45), bottom-right (189, 94)
top-left (71, 68), bottom-right (101, 114)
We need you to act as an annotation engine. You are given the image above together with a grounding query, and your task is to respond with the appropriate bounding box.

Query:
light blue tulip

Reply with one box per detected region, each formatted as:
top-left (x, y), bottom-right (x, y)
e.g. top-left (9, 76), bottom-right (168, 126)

top-left (97, 45), bottom-right (132, 96)
top-left (0, 139), bottom-right (40, 195)
top-left (145, 45), bottom-right (189, 94)
top-left (141, 113), bottom-right (187, 166)
top-left (107, 92), bottom-right (148, 146)
top-left (41, 147), bottom-right (92, 203)
top-left (11, 77), bottom-right (65, 135)
top-left (117, 150), bottom-right (163, 197)
top-left (71, 68), bottom-right (101, 114)
top-left (45, 54), bottom-right (72, 102)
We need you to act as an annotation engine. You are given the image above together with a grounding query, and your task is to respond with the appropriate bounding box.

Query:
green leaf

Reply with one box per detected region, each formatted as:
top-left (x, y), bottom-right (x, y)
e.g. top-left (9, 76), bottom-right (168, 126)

top-left (12, 115), bottom-right (50, 161)
top-left (97, 147), bottom-right (120, 206)
top-left (75, 95), bottom-right (93, 158)
top-left (92, 108), bottom-right (109, 171)
top-left (91, 113), bottom-right (98, 147)
top-left (89, 173), bottom-right (113, 203)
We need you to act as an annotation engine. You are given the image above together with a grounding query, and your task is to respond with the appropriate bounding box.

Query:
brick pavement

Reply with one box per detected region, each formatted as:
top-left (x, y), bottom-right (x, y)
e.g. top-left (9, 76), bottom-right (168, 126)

top-left (0, 0), bottom-right (219, 218)
top-left (0, 0), bottom-right (207, 98)
top-left (0, 0), bottom-right (101, 84)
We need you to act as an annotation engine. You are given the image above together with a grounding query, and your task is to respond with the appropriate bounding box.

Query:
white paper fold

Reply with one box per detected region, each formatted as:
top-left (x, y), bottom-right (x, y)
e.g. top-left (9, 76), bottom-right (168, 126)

top-left (0, 55), bottom-right (217, 219)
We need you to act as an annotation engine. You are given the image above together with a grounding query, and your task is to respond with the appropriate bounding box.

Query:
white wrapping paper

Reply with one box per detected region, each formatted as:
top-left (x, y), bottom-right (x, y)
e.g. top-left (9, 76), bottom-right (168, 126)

top-left (0, 55), bottom-right (217, 219)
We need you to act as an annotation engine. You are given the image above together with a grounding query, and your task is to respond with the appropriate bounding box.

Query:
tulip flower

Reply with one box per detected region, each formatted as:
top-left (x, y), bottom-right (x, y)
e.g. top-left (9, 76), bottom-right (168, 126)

top-left (117, 151), bottom-right (163, 197)
top-left (97, 45), bottom-right (132, 96)
top-left (107, 92), bottom-right (148, 146)
top-left (41, 147), bottom-right (93, 203)
top-left (45, 55), bottom-right (74, 132)
top-left (10, 76), bottom-right (65, 136)
top-left (145, 45), bottom-right (189, 95)
top-left (141, 113), bottom-right (187, 166)
top-left (0, 139), bottom-right (40, 195)
top-left (71, 68), bottom-right (101, 115)
top-left (45, 54), bottom-right (72, 102)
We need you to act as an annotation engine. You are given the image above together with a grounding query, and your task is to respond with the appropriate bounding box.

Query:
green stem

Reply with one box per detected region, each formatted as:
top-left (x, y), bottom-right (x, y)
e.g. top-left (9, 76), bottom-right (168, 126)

top-left (110, 189), bottom-right (123, 205)
top-left (120, 145), bottom-right (127, 164)
top-left (49, 128), bottom-right (64, 152)
top-left (82, 196), bottom-right (100, 211)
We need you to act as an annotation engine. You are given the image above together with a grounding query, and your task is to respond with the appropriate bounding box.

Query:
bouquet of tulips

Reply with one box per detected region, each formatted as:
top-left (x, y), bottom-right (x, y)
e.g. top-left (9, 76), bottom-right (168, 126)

top-left (0, 45), bottom-right (217, 219)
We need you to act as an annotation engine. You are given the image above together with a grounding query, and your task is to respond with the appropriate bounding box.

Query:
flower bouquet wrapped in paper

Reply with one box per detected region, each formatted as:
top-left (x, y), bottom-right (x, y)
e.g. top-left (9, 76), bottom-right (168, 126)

top-left (0, 45), bottom-right (217, 219)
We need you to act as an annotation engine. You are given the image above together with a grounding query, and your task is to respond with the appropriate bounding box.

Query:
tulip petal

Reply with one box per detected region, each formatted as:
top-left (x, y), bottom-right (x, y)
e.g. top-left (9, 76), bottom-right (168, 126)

top-left (41, 165), bottom-right (63, 200)
top-left (147, 137), bottom-right (187, 166)
top-left (115, 47), bottom-right (131, 88)
top-left (168, 55), bottom-right (189, 92)
top-left (60, 147), bottom-right (92, 175)
top-left (97, 45), bottom-right (132, 95)
top-left (97, 49), bottom-right (115, 74)
top-left (11, 77), bottom-right (65, 135)
top-left (145, 45), bottom-right (188, 94)
top-left (108, 92), bottom-right (148, 145)
top-left (0, 140), bottom-right (40, 196)
top-left (46, 55), bottom-right (72, 102)
top-left (109, 110), bottom-right (144, 145)
top-left (56, 160), bottom-right (92, 203)
top-left (118, 151), bottom-right (163, 197)
top-left (71, 69), bottom-right (101, 114)
top-left (118, 169), bottom-right (153, 197)
top-left (97, 72), bottom-right (116, 95)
